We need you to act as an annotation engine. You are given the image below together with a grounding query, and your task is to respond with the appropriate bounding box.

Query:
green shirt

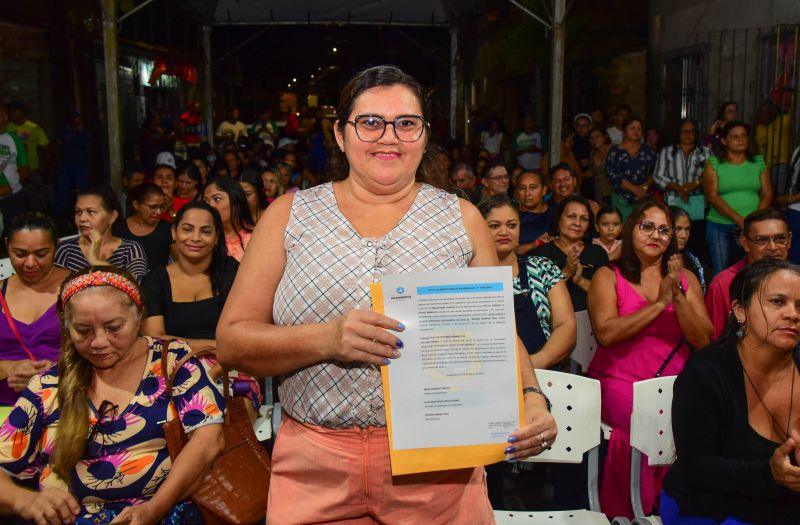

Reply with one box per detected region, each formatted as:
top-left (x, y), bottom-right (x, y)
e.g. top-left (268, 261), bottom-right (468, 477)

top-left (6, 119), bottom-right (48, 172)
top-left (706, 155), bottom-right (765, 225)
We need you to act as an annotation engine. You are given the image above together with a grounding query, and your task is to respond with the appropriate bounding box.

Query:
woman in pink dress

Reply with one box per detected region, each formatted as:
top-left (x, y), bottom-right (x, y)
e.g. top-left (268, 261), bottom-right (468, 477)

top-left (587, 200), bottom-right (712, 519)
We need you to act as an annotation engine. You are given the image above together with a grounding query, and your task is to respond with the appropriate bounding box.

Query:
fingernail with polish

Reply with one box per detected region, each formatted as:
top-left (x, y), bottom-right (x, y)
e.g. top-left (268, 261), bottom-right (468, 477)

top-left (505, 446), bottom-right (516, 454)
top-left (507, 435), bottom-right (518, 443)
top-left (392, 350), bottom-right (402, 358)
top-left (396, 340), bottom-right (404, 349)
top-left (383, 359), bottom-right (391, 365)
top-left (507, 458), bottom-right (517, 464)
top-left (398, 322), bottom-right (406, 331)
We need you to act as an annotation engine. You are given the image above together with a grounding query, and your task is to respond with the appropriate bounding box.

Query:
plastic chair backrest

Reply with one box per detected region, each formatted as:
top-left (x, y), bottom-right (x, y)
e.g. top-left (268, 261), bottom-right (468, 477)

top-left (630, 376), bottom-right (677, 466)
top-left (524, 369), bottom-right (601, 464)
top-left (0, 258), bottom-right (15, 281)
top-left (571, 310), bottom-right (597, 370)
top-left (494, 509), bottom-right (610, 524)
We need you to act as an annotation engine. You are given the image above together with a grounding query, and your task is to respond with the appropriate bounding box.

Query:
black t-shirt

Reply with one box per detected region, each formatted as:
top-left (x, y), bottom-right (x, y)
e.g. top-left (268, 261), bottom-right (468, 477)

top-left (113, 219), bottom-right (173, 270)
top-left (664, 345), bottom-right (800, 524)
top-left (142, 261), bottom-right (238, 340)
top-left (531, 241), bottom-right (608, 311)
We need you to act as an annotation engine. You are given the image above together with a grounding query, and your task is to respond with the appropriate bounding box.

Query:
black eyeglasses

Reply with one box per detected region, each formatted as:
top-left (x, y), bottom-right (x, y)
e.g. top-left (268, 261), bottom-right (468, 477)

top-left (346, 114), bottom-right (428, 143)
top-left (141, 202), bottom-right (166, 213)
top-left (746, 233), bottom-right (791, 247)
top-left (86, 400), bottom-right (118, 457)
top-left (638, 220), bottom-right (672, 239)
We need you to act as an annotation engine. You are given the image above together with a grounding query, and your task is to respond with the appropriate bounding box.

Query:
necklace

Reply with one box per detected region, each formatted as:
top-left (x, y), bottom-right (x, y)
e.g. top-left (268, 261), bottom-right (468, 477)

top-left (741, 359), bottom-right (796, 440)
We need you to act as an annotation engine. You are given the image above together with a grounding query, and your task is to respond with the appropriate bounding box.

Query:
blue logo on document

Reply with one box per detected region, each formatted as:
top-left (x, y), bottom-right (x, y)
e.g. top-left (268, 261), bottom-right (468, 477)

top-left (396, 287), bottom-right (405, 294)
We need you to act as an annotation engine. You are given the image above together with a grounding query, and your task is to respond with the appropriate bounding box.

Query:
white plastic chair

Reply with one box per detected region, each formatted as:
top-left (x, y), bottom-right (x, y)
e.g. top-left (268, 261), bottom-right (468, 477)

top-left (570, 310), bottom-right (597, 372)
top-left (494, 369), bottom-right (610, 524)
top-left (0, 258), bottom-right (15, 281)
top-left (612, 376), bottom-right (677, 525)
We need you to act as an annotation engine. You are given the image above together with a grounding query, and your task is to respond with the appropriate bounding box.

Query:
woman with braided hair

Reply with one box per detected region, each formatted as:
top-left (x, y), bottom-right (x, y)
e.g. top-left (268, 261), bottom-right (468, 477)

top-left (0, 266), bottom-right (225, 524)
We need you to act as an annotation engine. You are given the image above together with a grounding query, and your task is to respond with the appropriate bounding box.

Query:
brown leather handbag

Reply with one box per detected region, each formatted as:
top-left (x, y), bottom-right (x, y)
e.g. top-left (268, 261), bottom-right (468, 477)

top-left (160, 341), bottom-right (271, 525)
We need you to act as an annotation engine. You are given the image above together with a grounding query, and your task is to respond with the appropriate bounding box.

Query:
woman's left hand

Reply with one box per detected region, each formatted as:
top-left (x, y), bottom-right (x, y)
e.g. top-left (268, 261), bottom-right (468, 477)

top-left (110, 501), bottom-right (160, 525)
top-left (505, 404), bottom-right (557, 460)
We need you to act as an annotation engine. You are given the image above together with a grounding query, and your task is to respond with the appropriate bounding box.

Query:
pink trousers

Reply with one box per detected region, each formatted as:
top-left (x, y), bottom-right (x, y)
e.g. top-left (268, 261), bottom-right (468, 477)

top-left (266, 415), bottom-right (495, 525)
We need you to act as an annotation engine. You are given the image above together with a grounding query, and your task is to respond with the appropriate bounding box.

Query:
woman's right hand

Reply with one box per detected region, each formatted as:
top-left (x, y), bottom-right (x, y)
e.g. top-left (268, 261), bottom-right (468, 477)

top-left (656, 273), bottom-right (675, 307)
top-left (770, 432), bottom-right (800, 491)
top-left (7, 360), bottom-right (52, 392)
top-left (329, 310), bottom-right (405, 367)
top-left (87, 230), bottom-right (104, 265)
top-left (16, 488), bottom-right (80, 525)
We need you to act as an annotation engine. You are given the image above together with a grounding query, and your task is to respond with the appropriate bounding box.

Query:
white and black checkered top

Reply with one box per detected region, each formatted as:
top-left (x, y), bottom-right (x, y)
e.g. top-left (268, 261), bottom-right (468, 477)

top-left (275, 182), bottom-right (473, 429)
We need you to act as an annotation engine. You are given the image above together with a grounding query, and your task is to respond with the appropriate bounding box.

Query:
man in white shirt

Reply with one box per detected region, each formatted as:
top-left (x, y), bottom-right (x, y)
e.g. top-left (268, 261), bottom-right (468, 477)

top-left (0, 105), bottom-right (28, 228)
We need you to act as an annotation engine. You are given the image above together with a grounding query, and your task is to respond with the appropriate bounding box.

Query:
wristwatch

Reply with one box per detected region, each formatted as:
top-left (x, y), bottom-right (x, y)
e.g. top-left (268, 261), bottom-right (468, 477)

top-left (522, 386), bottom-right (552, 412)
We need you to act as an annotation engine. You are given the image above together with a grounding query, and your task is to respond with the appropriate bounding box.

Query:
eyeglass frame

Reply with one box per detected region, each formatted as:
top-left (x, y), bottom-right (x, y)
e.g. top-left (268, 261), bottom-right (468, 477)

top-left (140, 201), bottom-right (167, 213)
top-left (86, 399), bottom-right (119, 457)
top-left (744, 232), bottom-right (792, 247)
top-left (637, 220), bottom-right (673, 239)
top-left (345, 114), bottom-right (429, 143)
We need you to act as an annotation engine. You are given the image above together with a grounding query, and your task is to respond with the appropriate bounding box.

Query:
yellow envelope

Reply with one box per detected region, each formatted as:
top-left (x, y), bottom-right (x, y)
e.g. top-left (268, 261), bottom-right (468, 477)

top-left (371, 281), bottom-right (524, 476)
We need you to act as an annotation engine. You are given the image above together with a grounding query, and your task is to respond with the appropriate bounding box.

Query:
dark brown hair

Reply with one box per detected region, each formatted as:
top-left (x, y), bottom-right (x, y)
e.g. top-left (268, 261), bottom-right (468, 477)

top-left (330, 65), bottom-right (437, 185)
top-left (615, 200), bottom-right (678, 284)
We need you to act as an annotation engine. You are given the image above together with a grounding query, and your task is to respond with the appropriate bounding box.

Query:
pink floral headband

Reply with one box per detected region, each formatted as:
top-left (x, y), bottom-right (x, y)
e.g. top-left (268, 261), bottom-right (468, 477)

top-left (61, 271), bottom-right (142, 308)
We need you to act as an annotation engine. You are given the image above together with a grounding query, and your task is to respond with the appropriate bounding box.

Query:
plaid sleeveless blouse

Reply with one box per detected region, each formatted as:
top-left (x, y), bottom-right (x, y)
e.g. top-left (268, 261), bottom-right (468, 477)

top-left (274, 182), bottom-right (473, 428)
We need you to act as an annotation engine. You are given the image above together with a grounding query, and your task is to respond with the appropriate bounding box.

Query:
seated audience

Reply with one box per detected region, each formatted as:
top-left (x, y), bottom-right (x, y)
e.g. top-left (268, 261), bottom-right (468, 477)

top-left (261, 166), bottom-right (283, 205)
top-left (533, 196), bottom-right (608, 312)
top-left (593, 205), bottom-right (623, 261)
top-left (203, 177), bottom-right (255, 262)
top-left (480, 160), bottom-right (511, 200)
top-left (55, 186), bottom-right (148, 282)
top-left (670, 206), bottom-right (706, 294)
top-left (548, 163), bottom-right (600, 214)
top-left (479, 194), bottom-right (576, 367)
top-left (515, 170), bottom-right (554, 256)
top-left (705, 208), bottom-right (792, 340)
top-left (663, 259), bottom-right (800, 525)
top-left (239, 169), bottom-right (268, 223)
top-left (112, 182), bottom-right (172, 269)
top-left (0, 212), bottom-right (70, 406)
top-left (587, 200), bottom-right (712, 519)
top-left (0, 266), bottom-right (225, 524)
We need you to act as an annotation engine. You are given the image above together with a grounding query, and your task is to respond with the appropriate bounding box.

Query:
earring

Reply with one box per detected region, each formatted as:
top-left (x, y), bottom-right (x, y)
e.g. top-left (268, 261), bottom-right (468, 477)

top-left (736, 324), bottom-right (745, 339)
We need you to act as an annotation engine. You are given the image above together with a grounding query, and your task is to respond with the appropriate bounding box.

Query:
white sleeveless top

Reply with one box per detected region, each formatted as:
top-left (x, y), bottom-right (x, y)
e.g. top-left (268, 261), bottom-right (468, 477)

top-left (274, 182), bottom-right (473, 428)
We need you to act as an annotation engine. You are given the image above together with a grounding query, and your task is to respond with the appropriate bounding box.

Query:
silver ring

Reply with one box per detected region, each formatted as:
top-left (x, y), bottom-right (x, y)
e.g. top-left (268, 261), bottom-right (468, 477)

top-left (541, 440), bottom-right (548, 449)
top-left (539, 432), bottom-right (545, 446)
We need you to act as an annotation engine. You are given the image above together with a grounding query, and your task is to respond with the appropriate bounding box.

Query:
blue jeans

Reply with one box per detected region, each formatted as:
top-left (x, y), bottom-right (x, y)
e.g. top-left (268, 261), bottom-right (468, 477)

top-left (706, 221), bottom-right (741, 277)
top-left (787, 208), bottom-right (800, 264)
top-left (660, 490), bottom-right (751, 525)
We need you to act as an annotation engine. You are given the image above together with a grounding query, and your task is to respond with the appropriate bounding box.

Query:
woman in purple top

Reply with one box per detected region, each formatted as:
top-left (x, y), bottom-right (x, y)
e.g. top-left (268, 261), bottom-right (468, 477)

top-left (0, 212), bottom-right (70, 405)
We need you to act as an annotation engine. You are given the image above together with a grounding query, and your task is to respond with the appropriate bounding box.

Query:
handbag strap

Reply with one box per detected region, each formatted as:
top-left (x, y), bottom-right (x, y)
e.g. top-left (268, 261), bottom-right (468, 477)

top-left (160, 339), bottom-right (231, 400)
top-left (655, 337), bottom-right (685, 378)
top-left (0, 285), bottom-right (36, 361)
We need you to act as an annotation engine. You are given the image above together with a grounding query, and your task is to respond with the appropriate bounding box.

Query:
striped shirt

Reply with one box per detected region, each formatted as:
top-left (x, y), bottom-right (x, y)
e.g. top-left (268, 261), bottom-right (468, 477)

top-left (55, 238), bottom-right (149, 282)
top-left (274, 182), bottom-right (473, 429)
top-left (653, 144), bottom-right (709, 197)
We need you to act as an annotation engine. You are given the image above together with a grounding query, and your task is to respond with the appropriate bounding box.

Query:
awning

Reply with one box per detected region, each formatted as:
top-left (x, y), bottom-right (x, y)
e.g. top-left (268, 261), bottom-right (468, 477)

top-left (202, 0), bottom-right (478, 27)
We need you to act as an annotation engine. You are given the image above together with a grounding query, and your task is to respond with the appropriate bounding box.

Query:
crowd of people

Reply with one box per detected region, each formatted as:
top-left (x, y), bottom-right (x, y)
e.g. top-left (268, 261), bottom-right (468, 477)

top-left (0, 64), bottom-right (798, 524)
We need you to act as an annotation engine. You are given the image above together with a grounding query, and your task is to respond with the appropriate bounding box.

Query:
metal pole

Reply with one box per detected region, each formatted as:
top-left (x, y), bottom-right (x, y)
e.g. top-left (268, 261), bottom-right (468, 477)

top-left (202, 26), bottom-right (214, 148)
top-left (450, 26), bottom-right (457, 140)
top-left (101, 0), bottom-right (122, 192)
top-left (548, 0), bottom-right (565, 167)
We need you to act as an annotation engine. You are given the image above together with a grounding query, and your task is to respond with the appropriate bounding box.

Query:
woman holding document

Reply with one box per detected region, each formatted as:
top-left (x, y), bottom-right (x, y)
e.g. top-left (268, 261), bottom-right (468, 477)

top-left (216, 65), bottom-right (556, 524)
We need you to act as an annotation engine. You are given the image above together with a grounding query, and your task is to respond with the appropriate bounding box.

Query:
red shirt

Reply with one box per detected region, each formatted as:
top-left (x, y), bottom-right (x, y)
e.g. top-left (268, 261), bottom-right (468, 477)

top-left (704, 257), bottom-right (748, 340)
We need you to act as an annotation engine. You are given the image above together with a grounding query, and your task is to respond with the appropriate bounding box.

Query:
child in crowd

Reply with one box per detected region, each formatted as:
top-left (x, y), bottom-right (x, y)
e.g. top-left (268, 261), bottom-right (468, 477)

top-left (592, 205), bottom-right (622, 260)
